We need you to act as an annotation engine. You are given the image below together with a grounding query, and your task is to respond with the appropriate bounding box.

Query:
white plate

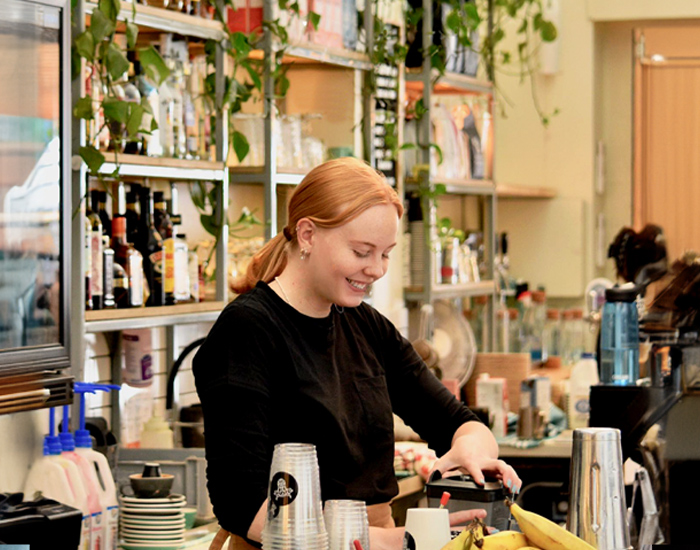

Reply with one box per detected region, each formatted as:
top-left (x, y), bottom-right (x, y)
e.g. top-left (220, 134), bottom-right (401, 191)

top-left (122, 501), bottom-right (186, 509)
top-left (122, 506), bottom-right (185, 515)
top-left (121, 538), bottom-right (185, 549)
top-left (122, 530), bottom-right (184, 540)
top-left (120, 494), bottom-right (185, 505)
top-left (121, 518), bottom-right (186, 528)
top-left (121, 523), bottom-right (185, 532)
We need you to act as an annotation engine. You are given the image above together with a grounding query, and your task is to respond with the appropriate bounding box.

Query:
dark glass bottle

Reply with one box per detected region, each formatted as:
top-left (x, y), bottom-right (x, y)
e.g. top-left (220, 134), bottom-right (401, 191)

top-left (87, 191), bottom-right (104, 310)
top-left (102, 235), bottom-right (115, 309)
top-left (154, 191), bottom-right (175, 305)
top-left (135, 187), bottom-right (165, 307)
top-left (112, 216), bottom-right (144, 307)
top-left (113, 261), bottom-right (130, 308)
top-left (125, 189), bottom-right (140, 246)
top-left (98, 190), bottom-right (112, 238)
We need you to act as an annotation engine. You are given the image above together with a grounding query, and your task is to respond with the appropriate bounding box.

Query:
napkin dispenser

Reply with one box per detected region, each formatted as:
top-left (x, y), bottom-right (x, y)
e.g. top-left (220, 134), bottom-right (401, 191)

top-left (425, 471), bottom-right (509, 530)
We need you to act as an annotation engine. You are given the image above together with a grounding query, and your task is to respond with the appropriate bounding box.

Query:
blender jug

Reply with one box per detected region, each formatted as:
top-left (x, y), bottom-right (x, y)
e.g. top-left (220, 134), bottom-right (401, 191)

top-left (600, 285), bottom-right (640, 385)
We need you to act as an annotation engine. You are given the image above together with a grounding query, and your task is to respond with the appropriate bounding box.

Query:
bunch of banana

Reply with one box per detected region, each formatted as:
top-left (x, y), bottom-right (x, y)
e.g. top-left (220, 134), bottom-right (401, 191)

top-left (438, 502), bottom-right (597, 550)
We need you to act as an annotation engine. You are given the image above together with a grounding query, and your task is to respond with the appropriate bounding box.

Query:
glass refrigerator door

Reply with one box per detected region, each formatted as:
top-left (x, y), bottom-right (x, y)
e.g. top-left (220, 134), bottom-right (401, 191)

top-left (0, 0), bottom-right (72, 381)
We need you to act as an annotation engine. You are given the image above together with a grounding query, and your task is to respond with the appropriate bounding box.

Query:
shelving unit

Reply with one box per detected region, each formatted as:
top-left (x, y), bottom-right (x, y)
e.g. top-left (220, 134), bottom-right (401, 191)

top-left (404, 0), bottom-right (497, 348)
top-left (496, 183), bottom-right (557, 199)
top-left (70, 1), bottom-right (230, 432)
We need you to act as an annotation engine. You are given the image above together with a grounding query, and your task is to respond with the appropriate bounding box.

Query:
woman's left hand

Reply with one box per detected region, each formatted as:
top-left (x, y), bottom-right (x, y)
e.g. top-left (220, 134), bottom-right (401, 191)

top-left (431, 432), bottom-right (522, 494)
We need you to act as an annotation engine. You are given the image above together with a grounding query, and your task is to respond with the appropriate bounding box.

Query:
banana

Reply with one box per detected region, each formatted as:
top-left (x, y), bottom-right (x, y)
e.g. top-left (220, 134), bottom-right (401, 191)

top-left (440, 527), bottom-right (473, 550)
top-left (518, 547), bottom-right (544, 550)
top-left (508, 503), bottom-right (596, 550)
top-left (474, 530), bottom-right (528, 550)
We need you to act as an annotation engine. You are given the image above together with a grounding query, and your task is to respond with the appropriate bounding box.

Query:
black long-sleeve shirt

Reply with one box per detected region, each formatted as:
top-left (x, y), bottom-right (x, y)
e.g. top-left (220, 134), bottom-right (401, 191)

top-left (193, 282), bottom-right (478, 538)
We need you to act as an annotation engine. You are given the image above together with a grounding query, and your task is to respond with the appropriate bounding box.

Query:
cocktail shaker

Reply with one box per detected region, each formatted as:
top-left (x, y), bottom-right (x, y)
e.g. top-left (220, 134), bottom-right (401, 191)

top-left (567, 428), bottom-right (631, 550)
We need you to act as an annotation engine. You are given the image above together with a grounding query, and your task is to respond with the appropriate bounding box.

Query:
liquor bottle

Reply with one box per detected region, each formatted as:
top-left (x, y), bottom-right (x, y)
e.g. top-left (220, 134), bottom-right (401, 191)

top-left (154, 191), bottom-right (175, 305)
top-left (125, 188), bottom-right (140, 245)
top-left (112, 217), bottom-right (144, 307)
top-left (97, 190), bottom-right (112, 238)
top-left (158, 61), bottom-right (175, 158)
top-left (183, 61), bottom-right (199, 159)
top-left (102, 235), bottom-right (115, 309)
top-left (171, 64), bottom-right (187, 159)
top-left (122, 63), bottom-right (144, 155)
top-left (135, 60), bottom-right (163, 157)
top-left (174, 233), bottom-right (190, 302)
top-left (84, 213), bottom-right (92, 310)
top-left (135, 187), bottom-right (165, 307)
top-left (113, 261), bottom-right (130, 308)
top-left (87, 191), bottom-right (104, 310)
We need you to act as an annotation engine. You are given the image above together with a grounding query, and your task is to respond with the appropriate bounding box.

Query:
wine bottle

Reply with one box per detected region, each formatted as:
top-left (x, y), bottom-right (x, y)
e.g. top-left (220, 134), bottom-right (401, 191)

top-left (98, 190), bottom-right (112, 238)
top-left (102, 235), bottom-right (115, 309)
top-left (154, 191), bottom-right (175, 305)
top-left (112, 216), bottom-right (144, 308)
top-left (88, 190), bottom-right (104, 310)
top-left (125, 188), bottom-right (140, 245)
top-left (136, 187), bottom-right (165, 307)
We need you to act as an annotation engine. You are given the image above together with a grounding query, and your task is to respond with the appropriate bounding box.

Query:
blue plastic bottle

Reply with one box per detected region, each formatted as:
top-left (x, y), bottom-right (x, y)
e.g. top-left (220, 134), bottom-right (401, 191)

top-left (600, 285), bottom-right (640, 385)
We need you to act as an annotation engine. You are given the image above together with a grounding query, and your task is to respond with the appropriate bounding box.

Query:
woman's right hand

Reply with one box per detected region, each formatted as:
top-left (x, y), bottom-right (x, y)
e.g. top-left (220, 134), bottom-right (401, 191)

top-left (369, 508), bottom-right (488, 550)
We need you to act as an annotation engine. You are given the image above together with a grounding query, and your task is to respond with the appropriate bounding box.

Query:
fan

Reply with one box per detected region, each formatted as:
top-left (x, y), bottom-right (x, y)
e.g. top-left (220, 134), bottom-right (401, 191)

top-left (431, 299), bottom-right (477, 388)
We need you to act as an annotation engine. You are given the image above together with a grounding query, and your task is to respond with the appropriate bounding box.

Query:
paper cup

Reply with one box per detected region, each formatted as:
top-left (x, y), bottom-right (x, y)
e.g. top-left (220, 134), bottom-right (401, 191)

top-left (403, 508), bottom-right (451, 550)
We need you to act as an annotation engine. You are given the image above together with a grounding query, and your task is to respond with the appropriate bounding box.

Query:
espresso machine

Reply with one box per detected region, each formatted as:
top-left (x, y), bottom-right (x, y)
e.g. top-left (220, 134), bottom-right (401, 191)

top-left (589, 226), bottom-right (700, 545)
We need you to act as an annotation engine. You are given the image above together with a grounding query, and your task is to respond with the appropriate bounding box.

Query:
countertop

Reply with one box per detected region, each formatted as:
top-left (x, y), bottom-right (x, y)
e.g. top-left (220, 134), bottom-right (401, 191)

top-left (497, 430), bottom-right (574, 459)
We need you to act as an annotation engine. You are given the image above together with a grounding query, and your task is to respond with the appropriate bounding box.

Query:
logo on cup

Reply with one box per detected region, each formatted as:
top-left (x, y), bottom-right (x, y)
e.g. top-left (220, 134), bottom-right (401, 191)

top-left (268, 472), bottom-right (299, 519)
top-left (402, 532), bottom-right (416, 550)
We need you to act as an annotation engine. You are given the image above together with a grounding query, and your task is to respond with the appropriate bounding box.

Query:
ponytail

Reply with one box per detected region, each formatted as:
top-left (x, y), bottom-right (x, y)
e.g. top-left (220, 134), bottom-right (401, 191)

top-left (231, 232), bottom-right (290, 295)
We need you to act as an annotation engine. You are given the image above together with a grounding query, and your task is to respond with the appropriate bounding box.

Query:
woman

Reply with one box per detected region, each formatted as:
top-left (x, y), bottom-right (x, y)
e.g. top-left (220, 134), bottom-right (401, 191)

top-left (193, 158), bottom-right (521, 550)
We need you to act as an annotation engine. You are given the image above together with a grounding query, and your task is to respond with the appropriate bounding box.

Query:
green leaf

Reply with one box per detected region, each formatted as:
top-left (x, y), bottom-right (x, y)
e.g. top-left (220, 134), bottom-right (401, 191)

top-left (430, 143), bottom-right (443, 165)
top-left (126, 21), bottom-right (139, 49)
top-left (126, 103), bottom-right (145, 137)
top-left (492, 27), bottom-right (505, 46)
top-left (533, 12), bottom-right (543, 30)
top-left (138, 45), bottom-right (171, 86)
top-left (540, 21), bottom-right (558, 42)
top-left (73, 96), bottom-right (95, 120)
top-left (232, 31), bottom-right (253, 57)
top-left (71, 47), bottom-right (82, 81)
top-left (434, 183), bottom-right (447, 196)
top-left (190, 182), bottom-right (207, 211)
top-left (105, 43), bottom-right (129, 81)
top-left (200, 213), bottom-right (219, 237)
top-left (289, 1), bottom-right (300, 14)
top-left (232, 130), bottom-right (250, 162)
top-left (464, 3), bottom-right (480, 28)
top-left (74, 31), bottom-right (95, 62)
top-left (277, 74), bottom-right (290, 97)
top-left (445, 10), bottom-right (461, 34)
top-left (90, 8), bottom-right (116, 43)
top-left (98, 0), bottom-right (120, 20)
top-left (400, 143), bottom-right (418, 150)
top-left (518, 18), bottom-right (528, 34)
top-left (78, 145), bottom-right (106, 174)
top-left (103, 98), bottom-right (129, 124)
top-left (242, 61), bottom-right (262, 91)
top-left (308, 11), bottom-right (321, 31)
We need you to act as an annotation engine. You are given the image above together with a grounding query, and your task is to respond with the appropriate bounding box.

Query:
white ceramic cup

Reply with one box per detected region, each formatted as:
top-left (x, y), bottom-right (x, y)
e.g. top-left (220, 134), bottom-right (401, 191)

top-left (403, 508), bottom-right (451, 550)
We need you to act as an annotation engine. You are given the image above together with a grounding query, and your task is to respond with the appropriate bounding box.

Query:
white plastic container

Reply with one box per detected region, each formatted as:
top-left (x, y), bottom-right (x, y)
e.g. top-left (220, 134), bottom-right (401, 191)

top-left (75, 436), bottom-right (119, 550)
top-left (60, 423), bottom-right (104, 550)
top-left (568, 353), bottom-right (600, 429)
top-left (122, 328), bottom-right (154, 387)
top-left (140, 414), bottom-right (174, 449)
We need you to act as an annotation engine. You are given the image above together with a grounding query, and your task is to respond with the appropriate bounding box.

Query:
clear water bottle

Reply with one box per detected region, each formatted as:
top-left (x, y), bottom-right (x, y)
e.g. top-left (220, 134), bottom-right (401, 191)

top-left (600, 285), bottom-right (640, 385)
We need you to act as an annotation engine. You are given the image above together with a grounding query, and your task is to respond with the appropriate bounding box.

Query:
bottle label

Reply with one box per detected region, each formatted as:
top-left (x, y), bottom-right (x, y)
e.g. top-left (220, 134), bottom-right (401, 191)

top-left (129, 254), bottom-right (144, 306)
top-left (90, 231), bottom-right (103, 297)
top-left (164, 238), bottom-right (175, 293)
top-left (150, 249), bottom-right (164, 275)
top-left (103, 251), bottom-right (114, 303)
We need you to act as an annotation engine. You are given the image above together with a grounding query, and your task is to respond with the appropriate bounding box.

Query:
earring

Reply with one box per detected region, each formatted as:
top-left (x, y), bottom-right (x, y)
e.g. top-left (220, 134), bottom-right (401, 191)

top-left (300, 248), bottom-right (309, 260)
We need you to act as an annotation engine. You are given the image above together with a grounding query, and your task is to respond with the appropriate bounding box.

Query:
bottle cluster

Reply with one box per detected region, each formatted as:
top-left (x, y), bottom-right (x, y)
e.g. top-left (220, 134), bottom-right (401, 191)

top-left (138, 0), bottom-right (216, 17)
top-left (87, 50), bottom-right (212, 161)
top-left (84, 185), bottom-right (203, 311)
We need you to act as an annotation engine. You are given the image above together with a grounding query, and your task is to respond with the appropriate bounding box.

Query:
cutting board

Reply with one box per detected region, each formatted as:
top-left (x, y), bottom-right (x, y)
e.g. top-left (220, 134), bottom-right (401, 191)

top-left (463, 353), bottom-right (532, 413)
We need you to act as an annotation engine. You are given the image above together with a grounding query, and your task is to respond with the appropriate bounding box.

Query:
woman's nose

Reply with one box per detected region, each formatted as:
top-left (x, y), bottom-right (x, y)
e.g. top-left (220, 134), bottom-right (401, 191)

top-left (364, 256), bottom-right (386, 279)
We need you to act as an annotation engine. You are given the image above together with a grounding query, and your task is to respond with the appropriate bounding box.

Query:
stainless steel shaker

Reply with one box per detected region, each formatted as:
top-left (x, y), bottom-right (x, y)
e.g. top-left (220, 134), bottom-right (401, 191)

top-left (568, 428), bottom-right (631, 550)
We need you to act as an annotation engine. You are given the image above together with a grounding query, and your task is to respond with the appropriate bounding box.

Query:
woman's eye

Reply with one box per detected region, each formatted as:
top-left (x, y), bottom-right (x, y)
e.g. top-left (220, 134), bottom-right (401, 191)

top-left (382, 253), bottom-right (390, 260)
top-left (353, 250), bottom-right (371, 258)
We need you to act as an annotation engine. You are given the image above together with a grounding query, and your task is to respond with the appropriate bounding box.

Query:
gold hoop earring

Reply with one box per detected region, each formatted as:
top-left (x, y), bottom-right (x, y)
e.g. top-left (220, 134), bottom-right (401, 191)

top-left (300, 248), bottom-right (309, 260)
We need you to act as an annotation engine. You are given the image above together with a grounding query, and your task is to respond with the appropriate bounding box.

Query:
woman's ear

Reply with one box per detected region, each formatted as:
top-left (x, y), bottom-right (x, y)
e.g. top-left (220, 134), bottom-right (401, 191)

top-left (295, 218), bottom-right (315, 251)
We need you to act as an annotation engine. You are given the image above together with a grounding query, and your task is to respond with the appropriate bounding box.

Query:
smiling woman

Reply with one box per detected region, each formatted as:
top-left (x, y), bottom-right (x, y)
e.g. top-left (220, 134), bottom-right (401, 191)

top-left (193, 157), bottom-right (521, 550)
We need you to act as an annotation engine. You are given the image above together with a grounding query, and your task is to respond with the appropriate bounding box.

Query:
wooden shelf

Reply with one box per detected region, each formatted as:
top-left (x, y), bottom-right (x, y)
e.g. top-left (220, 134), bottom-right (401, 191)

top-left (406, 69), bottom-right (493, 95)
top-left (404, 280), bottom-right (496, 301)
top-left (406, 177), bottom-right (496, 196)
top-left (85, 301), bottom-right (225, 332)
top-left (246, 43), bottom-right (373, 71)
top-left (84, 1), bottom-right (225, 41)
top-left (229, 166), bottom-right (307, 186)
top-left (496, 184), bottom-right (557, 199)
top-left (95, 153), bottom-right (226, 181)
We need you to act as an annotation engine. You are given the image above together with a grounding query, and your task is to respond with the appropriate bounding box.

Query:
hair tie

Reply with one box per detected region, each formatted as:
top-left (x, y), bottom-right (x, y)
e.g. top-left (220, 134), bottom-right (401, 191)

top-left (282, 227), bottom-right (292, 241)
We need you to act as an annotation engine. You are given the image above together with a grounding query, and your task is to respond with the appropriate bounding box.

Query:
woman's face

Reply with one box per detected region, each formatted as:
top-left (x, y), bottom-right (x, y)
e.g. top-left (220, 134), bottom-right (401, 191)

top-left (306, 204), bottom-right (399, 312)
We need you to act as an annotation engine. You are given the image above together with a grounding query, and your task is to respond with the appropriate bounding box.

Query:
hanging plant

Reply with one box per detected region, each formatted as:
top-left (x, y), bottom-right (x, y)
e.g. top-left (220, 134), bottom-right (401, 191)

top-left (71, 0), bottom-right (170, 180)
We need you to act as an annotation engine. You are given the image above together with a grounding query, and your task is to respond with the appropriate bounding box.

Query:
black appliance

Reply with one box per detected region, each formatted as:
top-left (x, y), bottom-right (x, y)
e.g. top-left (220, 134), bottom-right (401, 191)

top-left (0, 493), bottom-right (82, 548)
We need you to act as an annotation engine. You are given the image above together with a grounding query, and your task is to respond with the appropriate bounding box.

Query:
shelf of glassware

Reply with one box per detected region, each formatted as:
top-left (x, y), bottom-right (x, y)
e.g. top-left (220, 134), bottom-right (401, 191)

top-left (83, 1), bottom-right (226, 41)
top-left (405, 69), bottom-right (493, 96)
top-left (405, 177), bottom-right (496, 196)
top-left (404, 280), bottom-right (496, 302)
top-left (228, 166), bottom-right (307, 186)
top-left (94, 153), bottom-right (227, 181)
top-left (84, 301), bottom-right (226, 333)
top-left (247, 42), bottom-right (373, 71)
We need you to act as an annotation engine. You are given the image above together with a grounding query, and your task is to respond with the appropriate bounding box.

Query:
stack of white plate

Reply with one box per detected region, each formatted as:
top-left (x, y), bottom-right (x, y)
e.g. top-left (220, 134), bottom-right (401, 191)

top-left (120, 493), bottom-right (187, 550)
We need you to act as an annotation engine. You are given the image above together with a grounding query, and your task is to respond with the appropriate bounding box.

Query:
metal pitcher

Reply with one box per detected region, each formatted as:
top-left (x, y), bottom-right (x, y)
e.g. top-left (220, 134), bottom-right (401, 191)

top-left (568, 428), bottom-right (632, 550)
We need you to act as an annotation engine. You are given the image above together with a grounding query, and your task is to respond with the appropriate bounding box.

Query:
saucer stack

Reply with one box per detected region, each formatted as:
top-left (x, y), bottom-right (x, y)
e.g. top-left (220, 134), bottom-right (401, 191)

top-left (119, 493), bottom-right (187, 550)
